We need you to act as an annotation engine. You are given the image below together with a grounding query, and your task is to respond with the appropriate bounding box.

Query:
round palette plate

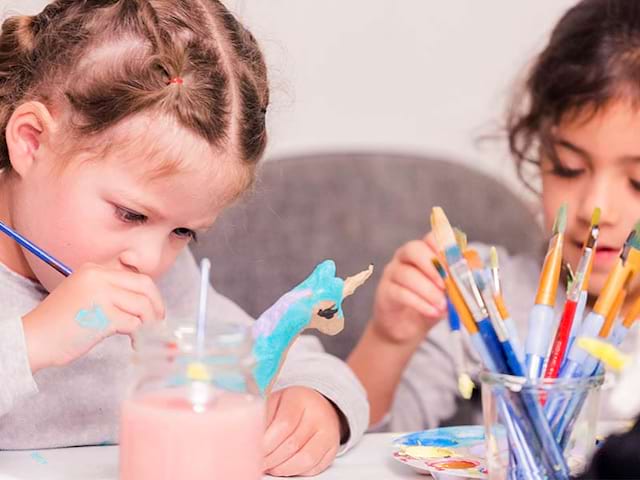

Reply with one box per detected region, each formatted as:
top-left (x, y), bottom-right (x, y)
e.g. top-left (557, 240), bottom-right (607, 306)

top-left (391, 426), bottom-right (488, 479)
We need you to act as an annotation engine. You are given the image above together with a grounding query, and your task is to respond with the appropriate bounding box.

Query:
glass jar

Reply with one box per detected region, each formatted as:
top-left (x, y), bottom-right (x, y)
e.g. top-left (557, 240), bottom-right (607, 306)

top-left (480, 371), bottom-right (603, 480)
top-left (119, 321), bottom-right (264, 480)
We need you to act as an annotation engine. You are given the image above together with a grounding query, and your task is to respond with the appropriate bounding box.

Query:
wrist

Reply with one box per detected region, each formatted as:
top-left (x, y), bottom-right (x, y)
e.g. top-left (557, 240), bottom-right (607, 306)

top-left (325, 397), bottom-right (349, 444)
top-left (369, 315), bottom-right (428, 349)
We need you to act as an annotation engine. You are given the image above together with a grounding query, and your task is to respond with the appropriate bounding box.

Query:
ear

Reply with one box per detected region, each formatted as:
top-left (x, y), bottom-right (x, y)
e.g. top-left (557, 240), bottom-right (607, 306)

top-left (5, 101), bottom-right (57, 178)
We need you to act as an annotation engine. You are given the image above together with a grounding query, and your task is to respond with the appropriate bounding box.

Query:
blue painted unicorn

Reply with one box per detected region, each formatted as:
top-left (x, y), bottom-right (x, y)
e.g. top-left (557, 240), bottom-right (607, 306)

top-left (252, 260), bottom-right (373, 395)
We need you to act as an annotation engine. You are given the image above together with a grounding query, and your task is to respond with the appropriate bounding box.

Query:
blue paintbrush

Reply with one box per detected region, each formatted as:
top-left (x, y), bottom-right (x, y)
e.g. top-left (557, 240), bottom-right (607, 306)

top-left (0, 220), bottom-right (72, 276)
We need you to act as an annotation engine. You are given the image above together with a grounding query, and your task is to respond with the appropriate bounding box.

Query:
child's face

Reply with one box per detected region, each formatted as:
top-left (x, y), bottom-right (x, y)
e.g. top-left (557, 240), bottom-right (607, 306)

top-left (11, 114), bottom-right (247, 292)
top-left (541, 100), bottom-right (640, 298)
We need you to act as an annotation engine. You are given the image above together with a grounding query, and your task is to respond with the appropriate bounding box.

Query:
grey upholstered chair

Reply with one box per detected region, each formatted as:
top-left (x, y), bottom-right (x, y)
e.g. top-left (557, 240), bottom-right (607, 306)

top-left (190, 151), bottom-right (543, 360)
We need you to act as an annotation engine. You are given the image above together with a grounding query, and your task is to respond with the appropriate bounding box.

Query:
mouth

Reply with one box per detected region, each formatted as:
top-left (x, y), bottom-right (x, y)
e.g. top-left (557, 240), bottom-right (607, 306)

top-left (570, 239), bottom-right (620, 266)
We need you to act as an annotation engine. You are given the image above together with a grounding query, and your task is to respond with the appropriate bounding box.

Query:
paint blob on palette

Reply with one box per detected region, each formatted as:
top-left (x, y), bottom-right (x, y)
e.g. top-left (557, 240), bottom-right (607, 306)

top-left (391, 426), bottom-right (489, 479)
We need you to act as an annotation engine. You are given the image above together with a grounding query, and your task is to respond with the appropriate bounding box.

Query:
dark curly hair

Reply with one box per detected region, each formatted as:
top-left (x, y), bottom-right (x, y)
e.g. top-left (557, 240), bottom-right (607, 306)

top-left (508, 0), bottom-right (640, 191)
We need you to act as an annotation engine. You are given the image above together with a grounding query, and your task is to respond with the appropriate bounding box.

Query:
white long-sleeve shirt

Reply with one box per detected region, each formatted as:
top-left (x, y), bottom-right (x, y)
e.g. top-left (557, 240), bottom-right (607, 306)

top-left (0, 249), bottom-right (369, 453)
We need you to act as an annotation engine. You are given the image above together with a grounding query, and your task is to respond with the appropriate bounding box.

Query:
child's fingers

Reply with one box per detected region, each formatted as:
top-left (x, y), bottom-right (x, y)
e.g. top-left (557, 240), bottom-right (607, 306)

top-left (389, 264), bottom-right (447, 313)
top-left (424, 231), bottom-right (440, 253)
top-left (265, 389), bottom-right (284, 428)
top-left (106, 270), bottom-right (165, 319)
top-left (395, 241), bottom-right (445, 289)
top-left (114, 314), bottom-right (143, 336)
top-left (265, 431), bottom-right (332, 477)
top-left (386, 281), bottom-right (443, 318)
top-left (263, 415), bottom-right (313, 472)
top-left (299, 444), bottom-right (339, 477)
top-left (263, 402), bottom-right (305, 460)
top-left (111, 289), bottom-right (159, 325)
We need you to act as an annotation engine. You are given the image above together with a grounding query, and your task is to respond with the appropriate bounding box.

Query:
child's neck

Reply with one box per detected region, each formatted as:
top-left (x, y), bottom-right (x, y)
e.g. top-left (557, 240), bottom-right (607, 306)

top-left (0, 175), bottom-right (37, 280)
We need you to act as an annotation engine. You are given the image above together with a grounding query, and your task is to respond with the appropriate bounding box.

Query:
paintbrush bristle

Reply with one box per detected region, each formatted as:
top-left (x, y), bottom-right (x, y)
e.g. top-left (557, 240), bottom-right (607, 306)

top-left (489, 247), bottom-right (499, 269)
top-left (630, 221), bottom-right (640, 250)
top-left (432, 258), bottom-right (447, 279)
top-left (464, 249), bottom-right (484, 270)
top-left (591, 207), bottom-right (601, 227)
top-left (553, 203), bottom-right (568, 235)
top-left (431, 207), bottom-right (457, 251)
top-left (454, 228), bottom-right (468, 251)
top-left (564, 262), bottom-right (575, 292)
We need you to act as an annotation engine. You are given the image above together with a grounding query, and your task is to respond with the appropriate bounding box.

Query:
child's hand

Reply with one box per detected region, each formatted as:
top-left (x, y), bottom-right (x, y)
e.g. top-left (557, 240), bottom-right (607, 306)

top-left (371, 232), bottom-right (447, 344)
top-left (263, 386), bottom-right (342, 477)
top-left (22, 263), bottom-right (165, 371)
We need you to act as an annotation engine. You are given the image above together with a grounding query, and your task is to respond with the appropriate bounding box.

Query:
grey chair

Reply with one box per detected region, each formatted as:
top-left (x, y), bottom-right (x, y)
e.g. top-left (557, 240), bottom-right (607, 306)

top-left (190, 151), bottom-right (543, 360)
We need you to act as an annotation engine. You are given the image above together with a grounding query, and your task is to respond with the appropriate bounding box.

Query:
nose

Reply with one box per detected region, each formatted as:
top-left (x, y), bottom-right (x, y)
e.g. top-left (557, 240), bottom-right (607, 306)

top-left (119, 237), bottom-right (168, 278)
top-left (575, 172), bottom-right (620, 228)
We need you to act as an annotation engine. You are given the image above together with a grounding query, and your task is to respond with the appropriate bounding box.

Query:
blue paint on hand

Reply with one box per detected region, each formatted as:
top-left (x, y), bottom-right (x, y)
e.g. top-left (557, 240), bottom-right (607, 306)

top-left (75, 304), bottom-right (110, 330)
top-left (31, 452), bottom-right (48, 465)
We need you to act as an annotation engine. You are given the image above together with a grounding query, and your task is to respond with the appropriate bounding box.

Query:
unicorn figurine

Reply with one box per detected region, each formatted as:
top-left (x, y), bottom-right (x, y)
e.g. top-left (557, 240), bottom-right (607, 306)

top-left (252, 259), bottom-right (373, 395)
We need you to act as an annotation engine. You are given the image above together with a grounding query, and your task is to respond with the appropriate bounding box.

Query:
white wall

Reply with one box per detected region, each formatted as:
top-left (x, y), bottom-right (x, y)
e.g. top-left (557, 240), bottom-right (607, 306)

top-left (3, 0), bottom-right (577, 193)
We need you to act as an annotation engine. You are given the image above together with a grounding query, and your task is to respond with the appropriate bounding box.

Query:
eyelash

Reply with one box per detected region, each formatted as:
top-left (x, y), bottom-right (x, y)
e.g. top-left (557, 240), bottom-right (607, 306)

top-left (549, 167), bottom-right (640, 194)
top-left (550, 164), bottom-right (585, 179)
top-left (115, 206), bottom-right (147, 224)
top-left (114, 206), bottom-right (198, 242)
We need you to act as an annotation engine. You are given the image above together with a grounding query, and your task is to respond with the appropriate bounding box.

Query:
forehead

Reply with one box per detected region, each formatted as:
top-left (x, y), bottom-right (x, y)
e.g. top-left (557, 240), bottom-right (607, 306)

top-left (72, 113), bottom-right (251, 207)
top-left (555, 101), bottom-right (640, 151)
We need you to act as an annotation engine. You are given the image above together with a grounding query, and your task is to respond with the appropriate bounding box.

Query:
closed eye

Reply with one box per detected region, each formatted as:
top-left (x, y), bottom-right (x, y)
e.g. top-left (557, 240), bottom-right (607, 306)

top-left (317, 305), bottom-right (338, 319)
top-left (115, 205), bottom-right (147, 224)
top-left (173, 228), bottom-right (198, 242)
top-left (549, 164), bottom-right (585, 179)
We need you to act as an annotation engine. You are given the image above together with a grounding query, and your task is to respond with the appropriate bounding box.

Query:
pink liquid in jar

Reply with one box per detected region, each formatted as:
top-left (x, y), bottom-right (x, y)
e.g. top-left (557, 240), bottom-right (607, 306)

top-left (120, 388), bottom-right (265, 480)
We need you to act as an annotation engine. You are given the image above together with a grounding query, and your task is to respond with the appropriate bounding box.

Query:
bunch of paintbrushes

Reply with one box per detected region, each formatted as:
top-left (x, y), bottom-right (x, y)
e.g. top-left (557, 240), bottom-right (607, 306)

top-left (430, 205), bottom-right (640, 479)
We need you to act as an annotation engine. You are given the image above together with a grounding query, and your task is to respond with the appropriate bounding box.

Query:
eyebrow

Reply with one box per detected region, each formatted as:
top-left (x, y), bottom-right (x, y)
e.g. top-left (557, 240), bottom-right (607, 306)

top-left (552, 137), bottom-right (592, 163)
top-left (119, 196), bottom-right (166, 221)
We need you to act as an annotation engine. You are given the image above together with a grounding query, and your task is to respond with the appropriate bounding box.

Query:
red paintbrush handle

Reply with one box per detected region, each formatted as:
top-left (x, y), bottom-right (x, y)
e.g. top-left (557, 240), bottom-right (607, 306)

top-left (544, 300), bottom-right (577, 378)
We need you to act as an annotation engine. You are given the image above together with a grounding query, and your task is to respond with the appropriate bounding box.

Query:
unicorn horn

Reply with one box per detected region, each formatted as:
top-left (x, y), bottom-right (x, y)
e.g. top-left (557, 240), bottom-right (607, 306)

top-left (343, 264), bottom-right (374, 298)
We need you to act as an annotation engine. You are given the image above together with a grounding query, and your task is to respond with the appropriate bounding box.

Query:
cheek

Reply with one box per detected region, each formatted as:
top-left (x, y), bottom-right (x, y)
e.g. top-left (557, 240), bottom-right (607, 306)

top-left (16, 184), bottom-right (118, 270)
top-left (540, 180), bottom-right (563, 232)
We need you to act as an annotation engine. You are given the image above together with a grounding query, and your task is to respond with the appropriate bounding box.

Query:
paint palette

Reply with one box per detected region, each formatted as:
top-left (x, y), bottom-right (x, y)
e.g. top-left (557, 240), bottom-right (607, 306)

top-left (392, 426), bottom-right (488, 479)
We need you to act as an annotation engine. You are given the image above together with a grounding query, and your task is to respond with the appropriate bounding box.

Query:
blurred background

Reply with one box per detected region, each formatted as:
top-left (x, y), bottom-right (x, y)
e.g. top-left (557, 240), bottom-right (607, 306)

top-left (4, 0), bottom-right (576, 198)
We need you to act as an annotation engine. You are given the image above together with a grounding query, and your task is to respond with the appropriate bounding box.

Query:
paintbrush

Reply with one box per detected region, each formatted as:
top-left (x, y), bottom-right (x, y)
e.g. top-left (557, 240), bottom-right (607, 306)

top-left (609, 294), bottom-right (640, 347)
top-left (546, 209), bottom-right (600, 378)
top-left (431, 209), bottom-right (509, 373)
top-left (525, 203), bottom-right (567, 378)
top-left (560, 223), bottom-right (640, 379)
top-left (0, 220), bottom-right (72, 276)
top-left (432, 259), bottom-right (476, 399)
top-left (489, 247), bottom-right (525, 364)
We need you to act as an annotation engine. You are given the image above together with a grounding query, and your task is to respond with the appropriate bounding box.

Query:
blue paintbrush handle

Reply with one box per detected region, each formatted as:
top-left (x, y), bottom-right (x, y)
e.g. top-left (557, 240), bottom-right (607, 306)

top-left (470, 333), bottom-right (497, 372)
top-left (0, 220), bottom-right (72, 276)
top-left (477, 317), bottom-right (509, 373)
top-left (609, 324), bottom-right (630, 347)
top-left (447, 299), bottom-right (460, 331)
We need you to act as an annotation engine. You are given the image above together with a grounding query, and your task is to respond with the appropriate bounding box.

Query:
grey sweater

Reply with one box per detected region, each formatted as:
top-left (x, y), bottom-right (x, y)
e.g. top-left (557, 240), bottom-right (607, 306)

top-left (388, 243), bottom-right (639, 432)
top-left (0, 249), bottom-right (368, 452)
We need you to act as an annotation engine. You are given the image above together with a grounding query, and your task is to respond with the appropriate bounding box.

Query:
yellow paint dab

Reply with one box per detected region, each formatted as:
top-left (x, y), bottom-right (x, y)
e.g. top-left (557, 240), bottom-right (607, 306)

top-left (401, 446), bottom-right (455, 459)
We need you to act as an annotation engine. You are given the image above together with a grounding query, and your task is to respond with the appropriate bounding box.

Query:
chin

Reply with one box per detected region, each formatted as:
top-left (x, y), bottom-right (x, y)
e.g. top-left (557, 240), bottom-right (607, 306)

top-left (586, 277), bottom-right (607, 299)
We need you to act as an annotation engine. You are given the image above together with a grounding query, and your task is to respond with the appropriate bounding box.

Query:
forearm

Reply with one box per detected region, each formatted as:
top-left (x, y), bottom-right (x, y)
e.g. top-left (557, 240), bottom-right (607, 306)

top-left (348, 323), bottom-right (425, 426)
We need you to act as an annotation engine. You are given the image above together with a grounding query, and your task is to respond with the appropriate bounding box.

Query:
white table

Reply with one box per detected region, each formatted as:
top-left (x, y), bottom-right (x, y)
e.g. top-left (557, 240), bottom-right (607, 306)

top-left (0, 433), bottom-right (423, 480)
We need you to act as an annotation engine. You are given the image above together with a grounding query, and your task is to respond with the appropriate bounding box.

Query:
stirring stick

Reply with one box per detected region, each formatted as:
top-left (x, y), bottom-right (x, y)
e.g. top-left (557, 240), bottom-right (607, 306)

top-left (196, 258), bottom-right (211, 354)
top-left (187, 258), bottom-right (213, 390)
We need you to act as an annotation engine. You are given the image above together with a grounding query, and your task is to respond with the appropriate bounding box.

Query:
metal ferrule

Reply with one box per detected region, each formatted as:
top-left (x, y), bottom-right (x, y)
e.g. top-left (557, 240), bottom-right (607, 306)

top-left (449, 261), bottom-right (486, 322)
